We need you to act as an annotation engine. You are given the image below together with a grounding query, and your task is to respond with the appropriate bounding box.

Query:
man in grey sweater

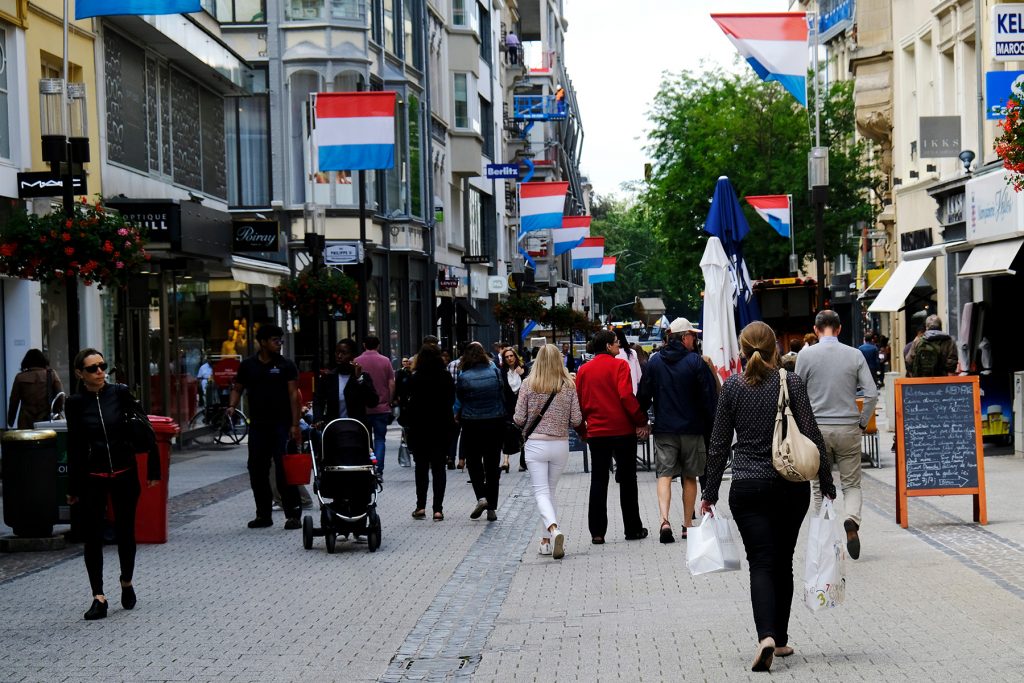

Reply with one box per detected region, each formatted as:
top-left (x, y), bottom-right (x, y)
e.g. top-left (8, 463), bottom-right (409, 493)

top-left (795, 310), bottom-right (878, 560)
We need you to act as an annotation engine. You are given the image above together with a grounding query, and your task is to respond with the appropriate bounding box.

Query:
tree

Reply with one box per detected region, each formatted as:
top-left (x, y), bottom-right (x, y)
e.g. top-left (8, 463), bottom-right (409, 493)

top-left (640, 68), bottom-right (879, 307)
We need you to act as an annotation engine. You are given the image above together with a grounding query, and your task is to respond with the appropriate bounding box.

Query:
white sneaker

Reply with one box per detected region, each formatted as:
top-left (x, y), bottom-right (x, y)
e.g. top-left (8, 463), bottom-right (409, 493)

top-left (551, 529), bottom-right (565, 559)
top-left (538, 541), bottom-right (552, 555)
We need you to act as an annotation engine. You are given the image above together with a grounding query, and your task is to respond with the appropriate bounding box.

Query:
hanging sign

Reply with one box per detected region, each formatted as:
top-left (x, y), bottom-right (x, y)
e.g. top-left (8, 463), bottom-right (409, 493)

top-left (994, 5), bottom-right (1024, 61)
top-left (232, 220), bottom-right (279, 252)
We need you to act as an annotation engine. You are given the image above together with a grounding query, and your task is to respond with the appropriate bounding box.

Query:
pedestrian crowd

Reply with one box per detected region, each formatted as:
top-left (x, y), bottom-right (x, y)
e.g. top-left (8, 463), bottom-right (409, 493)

top-left (37, 309), bottom-right (963, 674)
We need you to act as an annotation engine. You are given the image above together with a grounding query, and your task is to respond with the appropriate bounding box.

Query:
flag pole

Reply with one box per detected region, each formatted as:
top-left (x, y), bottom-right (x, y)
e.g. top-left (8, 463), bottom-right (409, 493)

top-left (788, 193), bottom-right (797, 275)
top-left (811, 11), bottom-right (820, 148)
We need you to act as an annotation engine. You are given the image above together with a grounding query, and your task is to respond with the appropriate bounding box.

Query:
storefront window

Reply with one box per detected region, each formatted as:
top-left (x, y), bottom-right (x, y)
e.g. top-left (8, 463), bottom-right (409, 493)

top-left (366, 278), bottom-right (380, 337)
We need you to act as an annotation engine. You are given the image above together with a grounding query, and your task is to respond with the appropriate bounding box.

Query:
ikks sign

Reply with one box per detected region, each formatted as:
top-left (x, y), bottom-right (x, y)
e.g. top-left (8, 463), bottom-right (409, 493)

top-left (966, 170), bottom-right (1024, 241)
top-left (994, 5), bottom-right (1024, 61)
top-left (232, 220), bottom-right (279, 252)
top-left (919, 116), bottom-right (961, 158)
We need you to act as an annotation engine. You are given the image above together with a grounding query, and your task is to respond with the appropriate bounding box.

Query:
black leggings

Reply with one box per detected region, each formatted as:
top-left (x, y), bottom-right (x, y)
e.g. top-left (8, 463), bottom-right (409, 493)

top-left (407, 431), bottom-right (449, 513)
top-left (82, 471), bottom-right (141, 596)
top-left (728, 477), bottom-right (810, 647)
top-left (460, 417), bottom-right (504, 510)
top-left (587, 434), bottom-right (644, 538)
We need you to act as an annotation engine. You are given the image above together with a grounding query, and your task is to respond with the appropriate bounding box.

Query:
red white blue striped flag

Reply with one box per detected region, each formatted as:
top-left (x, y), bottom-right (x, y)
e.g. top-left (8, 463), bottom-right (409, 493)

top-left (314, 92), bottom-right (396, 171)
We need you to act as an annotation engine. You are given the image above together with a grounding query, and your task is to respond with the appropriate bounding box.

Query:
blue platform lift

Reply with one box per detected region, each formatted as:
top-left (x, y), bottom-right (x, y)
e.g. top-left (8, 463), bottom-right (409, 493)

top-left (512, 95), bottom-right (567, 141)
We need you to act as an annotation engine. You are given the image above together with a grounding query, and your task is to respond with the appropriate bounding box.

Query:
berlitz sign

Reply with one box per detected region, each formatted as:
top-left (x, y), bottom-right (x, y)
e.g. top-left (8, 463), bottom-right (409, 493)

top-left (231, 220), bottom-right (279, 252)
top-left (485, 163), bottom-right (519, 180)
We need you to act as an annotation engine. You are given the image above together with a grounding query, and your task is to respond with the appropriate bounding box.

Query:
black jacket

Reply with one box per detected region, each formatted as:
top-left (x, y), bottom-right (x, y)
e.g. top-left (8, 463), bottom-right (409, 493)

top-left (637, 339), bottom-right (718, 437)
top-left (402, 368), bottom-right (456, 438)
top-left (313, 369), bottom-right (379, 424)
top-left (66, 383), bottom-right (160, 496)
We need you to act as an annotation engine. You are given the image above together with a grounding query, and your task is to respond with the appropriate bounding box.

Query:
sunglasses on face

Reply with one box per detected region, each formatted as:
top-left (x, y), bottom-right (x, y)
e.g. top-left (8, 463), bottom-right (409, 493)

top-left (83, 362), bottom-right (108, 374)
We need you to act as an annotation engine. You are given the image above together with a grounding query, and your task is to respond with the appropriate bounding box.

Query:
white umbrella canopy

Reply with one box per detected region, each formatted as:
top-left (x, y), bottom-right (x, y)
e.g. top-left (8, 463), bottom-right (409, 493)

top-left (700, 236), bottom-right (741, 381)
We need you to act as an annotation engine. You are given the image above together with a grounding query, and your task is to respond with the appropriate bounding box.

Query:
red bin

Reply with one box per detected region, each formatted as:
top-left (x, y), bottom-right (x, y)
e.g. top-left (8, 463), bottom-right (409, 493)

top-left (282, 452), bottom-right (312, 486)
top-left (135, 416), bottom-right (178, 544)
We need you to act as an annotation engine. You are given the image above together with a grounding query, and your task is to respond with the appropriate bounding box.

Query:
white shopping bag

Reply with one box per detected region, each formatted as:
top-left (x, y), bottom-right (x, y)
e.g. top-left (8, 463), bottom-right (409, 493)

top-left (686, 506), bottom-right (742, 576)
top-left (804, 498), bottom-right (847, 611)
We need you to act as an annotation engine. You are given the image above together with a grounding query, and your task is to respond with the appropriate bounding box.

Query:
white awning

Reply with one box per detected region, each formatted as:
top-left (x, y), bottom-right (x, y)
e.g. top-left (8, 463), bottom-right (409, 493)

top-left (957, 238), bottom-right (1024, 278)
top-left (868, 257), bottom-right (933, 313)
top-left (229, 255), bottom-right (291, 287)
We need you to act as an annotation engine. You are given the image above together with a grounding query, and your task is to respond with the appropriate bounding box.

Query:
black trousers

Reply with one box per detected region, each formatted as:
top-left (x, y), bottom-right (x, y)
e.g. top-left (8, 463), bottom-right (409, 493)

top-left (248, 423), bottom-right (300, 519)
top-left (588, 434), bottom-right (644, 538)
top-left (460, 417), bottom-right (504, 510)
top-left (407, 430), bottom-right (449, 513)
top-left (728, 477), bottom-right (810, 647)
top-left (82, 471), bottom-right (140, 596)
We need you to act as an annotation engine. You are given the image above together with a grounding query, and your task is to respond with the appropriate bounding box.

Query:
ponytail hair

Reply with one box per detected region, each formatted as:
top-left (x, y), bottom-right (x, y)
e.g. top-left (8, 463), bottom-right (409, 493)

top-left (738, 321), bottom-right (778, 386)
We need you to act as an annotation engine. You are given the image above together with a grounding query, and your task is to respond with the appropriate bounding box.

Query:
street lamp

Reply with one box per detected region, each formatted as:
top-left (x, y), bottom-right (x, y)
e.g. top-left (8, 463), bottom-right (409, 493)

top-left (303, 202), bottom-right (326, 371)
top-left (40, 77), bottom-right (90, 388)
top-left (808, 146), bottom-right (829, 310)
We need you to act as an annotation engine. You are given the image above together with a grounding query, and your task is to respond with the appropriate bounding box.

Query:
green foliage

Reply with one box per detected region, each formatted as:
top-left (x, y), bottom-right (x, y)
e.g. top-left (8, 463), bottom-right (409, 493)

top-left (493, 294), bottom-right (546, 324)
top-left (543, 304), bottom-right (598, 333)
top-left (619, 68), bottom-right (880, 309)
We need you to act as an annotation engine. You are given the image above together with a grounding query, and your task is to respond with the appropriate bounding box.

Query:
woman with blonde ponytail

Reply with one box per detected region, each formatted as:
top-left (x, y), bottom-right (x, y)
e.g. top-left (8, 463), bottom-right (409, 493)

top-left (700, 322), bottom-right (834, 673)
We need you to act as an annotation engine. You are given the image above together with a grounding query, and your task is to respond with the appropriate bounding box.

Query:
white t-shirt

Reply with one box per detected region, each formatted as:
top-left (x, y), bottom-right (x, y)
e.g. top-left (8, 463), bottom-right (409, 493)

top-left (336, 374), bottom-right (351, 418)
top-left (616, 349), bottom-right (642, 395)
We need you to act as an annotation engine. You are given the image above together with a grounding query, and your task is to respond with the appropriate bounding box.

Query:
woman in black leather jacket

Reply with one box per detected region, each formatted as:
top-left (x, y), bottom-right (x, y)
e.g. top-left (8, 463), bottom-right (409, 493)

top-left (65, 348), bottom-right (160, 621)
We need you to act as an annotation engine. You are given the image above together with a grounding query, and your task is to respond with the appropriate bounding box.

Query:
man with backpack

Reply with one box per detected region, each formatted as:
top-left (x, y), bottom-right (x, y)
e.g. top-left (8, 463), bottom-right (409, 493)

top-left (906, 315), bottom-right (958, 378)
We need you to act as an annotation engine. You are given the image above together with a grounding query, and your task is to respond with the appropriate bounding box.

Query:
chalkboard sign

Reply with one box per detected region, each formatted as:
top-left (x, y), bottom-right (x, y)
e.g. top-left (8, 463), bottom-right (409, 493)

top-left (901, 382), bottom-right (979, 490)
top-left (894, 377), bottom-right (987, 528)
top-left (568, 428), bottom-right (586, 453)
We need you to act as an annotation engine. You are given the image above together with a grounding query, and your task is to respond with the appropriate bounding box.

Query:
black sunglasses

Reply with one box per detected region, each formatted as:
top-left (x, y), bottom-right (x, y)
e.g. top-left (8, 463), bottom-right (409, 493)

top-left (83, 362), bottom-right (108, 374)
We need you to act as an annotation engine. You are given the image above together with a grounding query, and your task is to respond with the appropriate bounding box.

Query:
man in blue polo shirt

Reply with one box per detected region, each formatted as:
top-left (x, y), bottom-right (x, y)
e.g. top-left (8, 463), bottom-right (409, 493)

top-left (227, 324), bottom-right (303, 530)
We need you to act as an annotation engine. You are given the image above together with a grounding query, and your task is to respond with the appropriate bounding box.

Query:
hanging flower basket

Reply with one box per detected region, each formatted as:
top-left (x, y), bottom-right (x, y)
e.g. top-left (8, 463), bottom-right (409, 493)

top-left (274, 267), bottom-right (359, 318)
top-left (995, 96), bottom-right (1024, 191)
top-left (0, 197), bottom-right (151, 289)
top-left (493, 294), bottom-right (546, 324)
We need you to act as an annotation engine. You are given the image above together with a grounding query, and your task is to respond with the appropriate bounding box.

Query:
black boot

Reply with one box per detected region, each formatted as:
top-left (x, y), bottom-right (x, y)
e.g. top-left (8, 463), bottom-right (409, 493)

top-left (84, 598), bottom-right (108, 621)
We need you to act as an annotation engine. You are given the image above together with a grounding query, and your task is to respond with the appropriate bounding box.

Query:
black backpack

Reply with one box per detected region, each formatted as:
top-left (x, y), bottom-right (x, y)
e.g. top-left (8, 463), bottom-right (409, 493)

top-left (910, 337), bottom-right (943, 377)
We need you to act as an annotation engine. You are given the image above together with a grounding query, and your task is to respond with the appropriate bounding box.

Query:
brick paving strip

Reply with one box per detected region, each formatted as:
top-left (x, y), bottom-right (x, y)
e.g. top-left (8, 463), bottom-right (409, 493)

top-left (0, 473), bottom-right (250, 585)
top-left (380, 473), bottom-right (536, 682)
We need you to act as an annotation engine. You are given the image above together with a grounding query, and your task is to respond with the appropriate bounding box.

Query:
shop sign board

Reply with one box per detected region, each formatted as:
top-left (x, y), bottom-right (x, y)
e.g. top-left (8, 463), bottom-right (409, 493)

top-left (985, 70), bottom-right (1024, 118)
top-left (231, 220), bottom-right (279, 252)
top-left (485, 163), bottom-right (519, 180)
top-left (438, 277), bottom-right (460, 289)
top-left (106, 199), bottom-right (181, 243)
top-left (323, 241), bottom-right (364, 265)
top-left (461, 254), bottom-right (490, 264)
top-left (16, 172), bottom-right (87, 198)
top-left (994, 5), bottom-right (1024, 61)
top-left (919, 116), bottom-right (961, 158)
top-left (966, 169), bottom-right (1024, 241)
top-left (487, 275), bottom-right (508, 294)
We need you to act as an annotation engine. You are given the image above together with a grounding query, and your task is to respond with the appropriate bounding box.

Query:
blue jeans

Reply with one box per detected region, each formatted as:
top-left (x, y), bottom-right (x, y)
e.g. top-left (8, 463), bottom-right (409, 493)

top-left (366, 413), bottom-right (389, 474)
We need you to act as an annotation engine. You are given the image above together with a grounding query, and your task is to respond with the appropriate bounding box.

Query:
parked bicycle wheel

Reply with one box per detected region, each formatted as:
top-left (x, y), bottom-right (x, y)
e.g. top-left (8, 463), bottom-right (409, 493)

top-left (187, 408), bottom-right (219, 446)
top-left (214, 408), bottom-right (249, 445)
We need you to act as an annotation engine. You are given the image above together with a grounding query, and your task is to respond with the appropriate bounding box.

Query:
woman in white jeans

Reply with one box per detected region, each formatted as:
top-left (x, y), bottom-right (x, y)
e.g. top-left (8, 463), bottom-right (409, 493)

top-left (514, 344), bottom-right (583, 559)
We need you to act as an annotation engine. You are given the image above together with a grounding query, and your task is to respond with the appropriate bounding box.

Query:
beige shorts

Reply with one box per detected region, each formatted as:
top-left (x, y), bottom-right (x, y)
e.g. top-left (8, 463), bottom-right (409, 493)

top-left (654, 433), bottom-right (706, 478)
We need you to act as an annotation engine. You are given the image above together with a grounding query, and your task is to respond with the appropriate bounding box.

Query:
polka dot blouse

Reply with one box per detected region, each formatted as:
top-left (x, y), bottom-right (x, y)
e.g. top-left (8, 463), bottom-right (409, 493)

top-left (703, 370), bottom-right (836, 503)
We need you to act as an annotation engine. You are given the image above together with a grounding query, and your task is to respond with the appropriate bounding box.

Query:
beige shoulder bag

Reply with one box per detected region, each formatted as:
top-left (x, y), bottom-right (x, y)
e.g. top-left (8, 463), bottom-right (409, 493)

top-left (772, 369), bottom-right (820, 482)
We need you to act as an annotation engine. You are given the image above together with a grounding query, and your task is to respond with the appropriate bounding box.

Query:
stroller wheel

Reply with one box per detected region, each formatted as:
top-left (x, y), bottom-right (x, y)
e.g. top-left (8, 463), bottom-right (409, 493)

top-left (325, 531), bottom-right (337, 554)
top-left (302, 516), bottom-right (313, 550)
top-left (367, 510), bottom-right (382, 552)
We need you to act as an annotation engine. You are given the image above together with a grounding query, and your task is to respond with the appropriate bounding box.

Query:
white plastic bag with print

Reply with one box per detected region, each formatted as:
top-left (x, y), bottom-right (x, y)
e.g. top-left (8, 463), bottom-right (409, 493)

top-left (804, 498), bottom-right (847, 611)
top-left (686, 506), bottom-right (742, 576)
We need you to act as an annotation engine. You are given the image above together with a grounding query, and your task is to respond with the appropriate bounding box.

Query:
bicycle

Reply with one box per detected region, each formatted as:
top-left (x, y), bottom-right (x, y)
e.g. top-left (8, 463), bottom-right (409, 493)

top-left (187, 403), bottom-right (250, 445)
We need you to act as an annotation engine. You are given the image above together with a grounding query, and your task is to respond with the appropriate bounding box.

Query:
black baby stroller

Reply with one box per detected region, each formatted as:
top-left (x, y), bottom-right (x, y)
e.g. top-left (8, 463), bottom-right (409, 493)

top-left (302, 418), bottom-right (382, 553)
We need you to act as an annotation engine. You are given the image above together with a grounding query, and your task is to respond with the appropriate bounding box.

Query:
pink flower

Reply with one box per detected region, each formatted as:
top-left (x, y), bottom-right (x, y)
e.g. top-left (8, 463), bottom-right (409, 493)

top-left (117, 228), bottom-right (129, 236)
top-left (115, 261), bottom-right (125, 269)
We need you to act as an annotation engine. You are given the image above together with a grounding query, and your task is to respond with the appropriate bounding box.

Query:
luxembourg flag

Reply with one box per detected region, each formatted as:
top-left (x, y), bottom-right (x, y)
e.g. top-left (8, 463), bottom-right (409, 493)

top-left (588, 257), bottom-right (616, 284)
top-left (745, 195), bottom-right (791, 238)
top-left (314, 92), bottom-right (396, 171)
top-left (76, 0), bottom-right (201, 18)
top-left (552, 216), bottom-right (591, 256)
top-left (571, 237), bottom-right (605, 270)
top-left (711, 13), bottom-right (809, 106)
top-left (519, 182), bottom-right (569, 234)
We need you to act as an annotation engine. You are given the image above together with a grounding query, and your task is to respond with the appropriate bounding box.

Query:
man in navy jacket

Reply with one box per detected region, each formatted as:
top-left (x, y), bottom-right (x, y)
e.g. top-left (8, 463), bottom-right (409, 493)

top-left (637, 318), bottom-right (718, 544)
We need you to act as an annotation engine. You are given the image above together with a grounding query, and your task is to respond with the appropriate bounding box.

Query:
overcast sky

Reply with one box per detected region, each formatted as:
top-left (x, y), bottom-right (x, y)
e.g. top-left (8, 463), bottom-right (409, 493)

top-left (563, 0), bottom-right (791, 198)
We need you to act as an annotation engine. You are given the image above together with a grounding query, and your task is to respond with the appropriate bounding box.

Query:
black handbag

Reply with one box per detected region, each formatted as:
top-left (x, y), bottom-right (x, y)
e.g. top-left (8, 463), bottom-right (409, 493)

top-left (502, 420), bottom-right (523, 454)
top-left (124, 396), bottom-right (156, 454)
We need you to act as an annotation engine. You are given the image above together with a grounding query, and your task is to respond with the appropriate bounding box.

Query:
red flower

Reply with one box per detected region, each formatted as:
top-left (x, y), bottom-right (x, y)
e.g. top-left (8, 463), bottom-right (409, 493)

top-left (102, 241), bottom-right (113, 253)
top-left (62, 232), bottom-right (71, 241)
top-left (0, 243), bottom-right (16, 257)
top-left (64, 247), bottom-right (75, 256)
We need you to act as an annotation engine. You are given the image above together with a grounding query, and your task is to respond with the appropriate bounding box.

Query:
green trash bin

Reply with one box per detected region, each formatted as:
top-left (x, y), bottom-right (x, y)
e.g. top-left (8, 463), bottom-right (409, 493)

top-left (1, 430), bottom-right (59, 538)
top-left (34, 420), bottom-right (70, 524)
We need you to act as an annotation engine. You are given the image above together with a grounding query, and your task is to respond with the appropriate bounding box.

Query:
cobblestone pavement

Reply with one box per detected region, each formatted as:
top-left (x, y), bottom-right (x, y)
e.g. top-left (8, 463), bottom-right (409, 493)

top-left (2, 411), bottom-right (1024, 682)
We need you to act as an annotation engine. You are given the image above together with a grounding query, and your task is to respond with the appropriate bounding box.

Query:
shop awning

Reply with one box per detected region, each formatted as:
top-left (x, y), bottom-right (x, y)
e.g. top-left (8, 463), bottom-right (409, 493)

top-left (456, 298), bottom-right (488, 325)
top-left (957, 238), bottom-right (1024, 278)
top-left (868, 257), bottom-right (933, 313)
top-left (229, 255), bottom-right (290, 287)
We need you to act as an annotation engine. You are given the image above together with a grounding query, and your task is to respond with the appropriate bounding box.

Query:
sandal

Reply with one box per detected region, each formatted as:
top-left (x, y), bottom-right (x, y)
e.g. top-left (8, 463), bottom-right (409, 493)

top-left (679, 525), bottom-right (688, 540)
top-left (412, 509), bottom-right (426, 519)
top-left (591, 536), bottom-right (605, 545)
top-left (433, 511), bottom-right (444, 521)
top-left (751, 637), bottom-right (775, 672)
top-left (659, 522), bottom-right (675, 544)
